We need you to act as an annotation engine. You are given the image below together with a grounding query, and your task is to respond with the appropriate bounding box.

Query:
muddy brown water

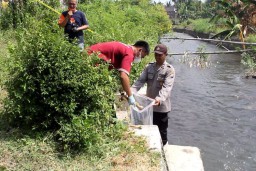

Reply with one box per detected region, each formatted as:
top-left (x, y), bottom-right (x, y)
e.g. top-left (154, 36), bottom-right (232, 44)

top-left (164, 32), bottom-right (256, 171)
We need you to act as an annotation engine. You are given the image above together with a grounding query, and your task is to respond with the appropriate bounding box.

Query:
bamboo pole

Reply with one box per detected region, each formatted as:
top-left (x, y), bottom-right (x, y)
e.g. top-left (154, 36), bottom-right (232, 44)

top-left (168, 49), bottom-right (255, 56)
top-left (162, 37), bottom-right (256, 46)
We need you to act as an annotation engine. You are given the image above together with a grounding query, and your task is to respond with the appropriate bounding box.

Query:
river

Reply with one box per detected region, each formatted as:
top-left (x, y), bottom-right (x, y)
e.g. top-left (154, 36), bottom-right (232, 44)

top-left (164, 32), bottom-right (256, 171)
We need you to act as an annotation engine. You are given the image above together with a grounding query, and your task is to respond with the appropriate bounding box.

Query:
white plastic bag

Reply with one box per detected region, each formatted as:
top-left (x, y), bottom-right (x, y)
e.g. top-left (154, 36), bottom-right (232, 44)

top-left (130, 94), bottom-right (154, 125)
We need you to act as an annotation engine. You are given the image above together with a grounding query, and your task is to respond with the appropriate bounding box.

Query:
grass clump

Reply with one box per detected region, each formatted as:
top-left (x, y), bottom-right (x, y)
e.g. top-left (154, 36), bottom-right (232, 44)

top-left (0, 127), bottom-right (160, 170)
top-left (175, 18), bottom-right (228, 34)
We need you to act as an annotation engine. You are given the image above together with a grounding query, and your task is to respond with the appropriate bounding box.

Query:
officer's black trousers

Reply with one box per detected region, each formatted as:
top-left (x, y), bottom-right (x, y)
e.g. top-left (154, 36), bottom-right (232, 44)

top-left (153, 111), bottom-right (169, 145)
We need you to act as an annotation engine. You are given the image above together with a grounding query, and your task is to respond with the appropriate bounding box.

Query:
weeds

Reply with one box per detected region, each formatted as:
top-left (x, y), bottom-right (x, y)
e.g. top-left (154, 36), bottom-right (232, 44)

top-left (0, 127), bottom-right (160, 171)
top-left (179, 45), bottom-right (211, 69)
top-left (241, 52), bottom-right (256, 77)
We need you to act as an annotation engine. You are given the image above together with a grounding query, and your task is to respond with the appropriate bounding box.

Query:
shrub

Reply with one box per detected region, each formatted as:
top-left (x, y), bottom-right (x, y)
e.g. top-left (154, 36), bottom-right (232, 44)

top-left (80, 0), bottom-right (172, 45)
top-left (78, 0), bottom-right (172, 81)
top-left (0, 0), bottom-right (59, 29)
top-left (2, 24), bottom-right (123, 151)
top-left (1, 0), bottom-right (172, 152)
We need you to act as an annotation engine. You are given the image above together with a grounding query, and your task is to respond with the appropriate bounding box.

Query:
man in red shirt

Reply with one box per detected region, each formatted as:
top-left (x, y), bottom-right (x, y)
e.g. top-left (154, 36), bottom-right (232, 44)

top-left (88, 40), bottom-right (150, 105)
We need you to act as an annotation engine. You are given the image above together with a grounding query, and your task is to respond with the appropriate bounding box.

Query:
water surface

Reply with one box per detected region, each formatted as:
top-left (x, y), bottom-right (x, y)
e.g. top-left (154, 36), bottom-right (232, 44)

top-left (165, 32), bottom-right (256, 171)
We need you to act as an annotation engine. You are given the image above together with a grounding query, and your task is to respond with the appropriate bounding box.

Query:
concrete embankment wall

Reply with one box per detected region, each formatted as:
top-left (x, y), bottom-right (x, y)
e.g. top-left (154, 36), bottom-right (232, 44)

top-left (116, 87), bottom-right (204, 171)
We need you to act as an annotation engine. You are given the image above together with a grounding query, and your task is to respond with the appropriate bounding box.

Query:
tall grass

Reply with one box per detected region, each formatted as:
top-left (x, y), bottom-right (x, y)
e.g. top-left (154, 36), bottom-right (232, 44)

top-left (0, 31), bottom-right (13, 108)
top-left (176, 18), bottom-right (228, 34)
top-left (0, 128), bottom-right (160, 170)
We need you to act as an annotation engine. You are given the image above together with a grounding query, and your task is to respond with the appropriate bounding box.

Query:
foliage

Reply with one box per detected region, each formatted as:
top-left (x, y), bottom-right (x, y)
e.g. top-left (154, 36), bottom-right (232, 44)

top-left (245, 32), bottom-right (256, 42)
top-left (0, 0), bottom-right (59, 29)
top-left (189, 18), bottom-right (214, 33)
top-left (0, 0), bottom-right (172, 152)
top-left (0, 32), bottom-right (11, 86)
top-left (0, 32), bottom-right (10, 109)
top-left (241, 52), bottom-right (256, 76)
top-left (0, 128), bottom-right (160, 170)
top-left (175, 0), bottom-right (215, 22)
top-left (176, 18), bottom-right (227, 34)
top-left (209, 0), bottom-right (256, 40)
top-left (80, 0), bottom-right (172, 45)
top-left (78, 0), bottom-right (172, 81)
top-left (174, 0), bottom-right (256, 40)
top-left (1, 23), bottom-right (125, 151)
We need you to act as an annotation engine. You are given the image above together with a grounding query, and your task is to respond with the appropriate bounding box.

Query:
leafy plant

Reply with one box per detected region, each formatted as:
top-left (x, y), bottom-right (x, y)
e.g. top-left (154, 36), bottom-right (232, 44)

top-left (0, 0), bottom-right (57, 29)
top-left (174, 0), bottom-right (215, 22)
top-left (2, 24), bottom-right (125, 151)
top-left (0, 0), bottom-right (173, 152)
top-left (210, 0), bottom-right (256, 42)
top-left (241, 52), bottom-right (256, 76)
top-left (80, 0), bottom-right (172, 45)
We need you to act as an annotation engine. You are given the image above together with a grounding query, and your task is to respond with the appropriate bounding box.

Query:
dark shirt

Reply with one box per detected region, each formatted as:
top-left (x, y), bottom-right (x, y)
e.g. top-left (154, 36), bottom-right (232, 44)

top-left (61, 10), bottom-right (89, 41)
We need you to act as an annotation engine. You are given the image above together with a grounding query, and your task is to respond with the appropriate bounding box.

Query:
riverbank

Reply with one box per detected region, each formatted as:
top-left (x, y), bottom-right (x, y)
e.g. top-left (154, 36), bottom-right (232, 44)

top-left (172, 27), bottom-right (256, 78)
top-left (116, 87), bottom-right (205, 171)
top-left (163, 31), bottom-right (256, 170)
top-left (173, 28), bottom-right (244, 50)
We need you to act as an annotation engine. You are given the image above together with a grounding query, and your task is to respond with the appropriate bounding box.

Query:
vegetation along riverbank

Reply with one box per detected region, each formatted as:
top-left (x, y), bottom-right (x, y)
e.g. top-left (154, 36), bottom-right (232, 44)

top-left (166, 0), bottom-right (256, 77)
top-left (0, 0), bottom-right (171, 170)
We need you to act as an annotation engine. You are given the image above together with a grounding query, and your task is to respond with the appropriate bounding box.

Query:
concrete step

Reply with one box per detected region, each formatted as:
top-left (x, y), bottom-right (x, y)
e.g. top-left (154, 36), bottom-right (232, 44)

top-left (129, 125), bottom-right (167, 171)
top-left (164, 145), bottom-right (204, 171)
top-left (115, 93), bottom-right (204, 171)
top-left (130, 125), bottom-right (204, 171)
top-left (130, 125), bottom-right (162, 152)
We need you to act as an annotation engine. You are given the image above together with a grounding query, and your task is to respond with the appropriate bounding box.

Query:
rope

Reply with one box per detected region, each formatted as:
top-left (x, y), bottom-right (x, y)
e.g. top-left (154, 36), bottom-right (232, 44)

top-left (32, 0), bottom-right (95, 33)
top-left (168, 49), bottom-right (255, 56)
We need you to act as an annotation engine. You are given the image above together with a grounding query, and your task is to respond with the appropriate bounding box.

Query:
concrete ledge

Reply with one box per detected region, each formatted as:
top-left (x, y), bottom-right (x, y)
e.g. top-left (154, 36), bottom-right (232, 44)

top-left (129, 125), bottom-right (168, 171)
top-left (164, 145), bottom-right (204, 171)
top-left (115, 94), bottom-right (204, 171)
top-left (129, 125), bottom-right (162, 152)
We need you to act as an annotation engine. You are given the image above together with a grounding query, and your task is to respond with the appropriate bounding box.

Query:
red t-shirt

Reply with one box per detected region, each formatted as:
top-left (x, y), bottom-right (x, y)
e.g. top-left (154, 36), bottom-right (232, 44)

top-left (88, 41), bottom-right (134, 74)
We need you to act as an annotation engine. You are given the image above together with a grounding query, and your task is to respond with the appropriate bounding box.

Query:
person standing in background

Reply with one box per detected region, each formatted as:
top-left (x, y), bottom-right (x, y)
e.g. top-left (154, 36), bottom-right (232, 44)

top-left (58, 0), bottom-right (89, 51)
top-left (131, 44), bottom-right (175, 145)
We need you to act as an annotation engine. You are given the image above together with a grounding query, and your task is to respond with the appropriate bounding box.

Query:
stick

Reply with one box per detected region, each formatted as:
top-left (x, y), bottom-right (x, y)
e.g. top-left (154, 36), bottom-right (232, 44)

top-left (168, 49), bottom-right (255, 56)
top-left (162, 37), bottom-right (256, 46)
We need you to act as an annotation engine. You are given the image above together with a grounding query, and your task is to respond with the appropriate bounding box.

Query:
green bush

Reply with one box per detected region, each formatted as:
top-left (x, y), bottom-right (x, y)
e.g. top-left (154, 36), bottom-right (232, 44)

top-left (177, 18), bottom-right (228, 34)
top-left (2, 24), bottom-right (124, 151)
top-left (80, 0), bottom-right (172, 45)
top-left (0, 0), bottom-right (59, 29)
top-left (191, 18), bottom-right (218, 33)
top-left (0, 0), bottom-right (172, 152)
top-left (245, 34), bottom-right (256, 43)
top-left (77, 0), bottom-right (172, 81)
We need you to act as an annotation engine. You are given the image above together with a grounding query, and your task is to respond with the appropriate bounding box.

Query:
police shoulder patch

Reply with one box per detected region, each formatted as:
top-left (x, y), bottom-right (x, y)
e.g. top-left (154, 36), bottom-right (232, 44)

top-left (166, 64), bottom-right (172, 68)
top-left (166, 64), bottom-right (174, 73)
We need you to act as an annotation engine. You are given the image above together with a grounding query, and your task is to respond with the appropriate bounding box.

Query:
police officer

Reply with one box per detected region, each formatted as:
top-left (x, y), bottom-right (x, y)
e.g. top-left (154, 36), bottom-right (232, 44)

top-left (131, 44), bottom-right (175, 145)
